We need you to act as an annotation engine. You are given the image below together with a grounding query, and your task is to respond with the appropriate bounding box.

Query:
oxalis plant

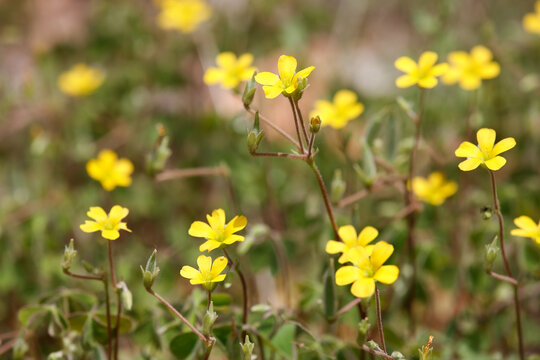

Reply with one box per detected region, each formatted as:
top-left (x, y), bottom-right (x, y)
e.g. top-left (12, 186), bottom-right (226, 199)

top-left (5, 1), bottom-right (540, 359)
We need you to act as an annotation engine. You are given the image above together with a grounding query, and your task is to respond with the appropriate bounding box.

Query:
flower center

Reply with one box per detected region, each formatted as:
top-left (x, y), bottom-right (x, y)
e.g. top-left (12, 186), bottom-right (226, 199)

top-left (102, 218), bottom-right (117, 231)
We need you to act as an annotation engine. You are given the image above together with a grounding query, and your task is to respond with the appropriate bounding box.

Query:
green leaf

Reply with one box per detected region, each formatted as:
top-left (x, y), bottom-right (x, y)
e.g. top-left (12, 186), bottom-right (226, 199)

top-left (81, 315), bottom-right (95, 350)
top-left (271, 323), bottom-right (296, 358)
top-left (169, 332), bottom-right (200, 359)
top-left (209, 293), bottom-right (232, 308)
top-left (18, 305), bottom-right (49, 328)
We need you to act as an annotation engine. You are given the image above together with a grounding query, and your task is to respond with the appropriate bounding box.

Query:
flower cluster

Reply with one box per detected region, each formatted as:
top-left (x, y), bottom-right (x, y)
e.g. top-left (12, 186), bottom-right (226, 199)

top-left (326, 225), bottom-right (399, 298)
top-left (155, 0), bottom-right (211, 33)
top-left (57, 63), bottom-right (105, 97)
top-left (86, 149), bottom-right (134, 191)
top-left (180, 209), bottom-right (247, 290)
top-left (394, 48), bottom-right (499, 90)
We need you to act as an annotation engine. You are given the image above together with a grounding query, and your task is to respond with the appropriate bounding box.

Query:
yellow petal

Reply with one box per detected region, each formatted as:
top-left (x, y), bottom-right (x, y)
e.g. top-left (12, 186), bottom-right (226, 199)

top-left (229, 215), bottom-right (247, 232)
top-left (117, 222), bottom-right (131, 232)
top-left (492, 137), bottom-right (516, 156)
top-left (189, 221), bottom-right (213, 238)
top-left (237, 53), bottom-right (254, 67)
top-left (80, 221), bottom-right (101, 233)
top-left (476, 128), bottom-right (496, 153)
top-left (333, 90), bottom-right (357, 105)
top-left (278, 55), bottom-right (297, 82)
top-left (216, 52), bottom-right (236, 68)
top-left (447, 51), bottom-right (470, 66)
top-left (417, 76), bottom-right (438, 89)
top-left (396, 75), bottom-right (417, 88)
top-left (523, 13), bottom-right (540, 34)
top-left (345, 247), bottom-right (371, 267)
top-left (262, 85), bottom-right (283, 99)
top-left (484, 156), bottom-right (506, 171)
top-left (338, 225), bottom-right (357, 246)
top-left (222, 234), bottom-right (244, 244)
top-left (514, 216), bottom-right (537, 230)
top-left (325, 240), bottom-right (346, 255)
top-left (211, 256), bottom-right (228, 277)
top-left (204, 68), bottom-right (224, 85)
top-left (293, 66), bottom-right (315, 81)
top-left (370, 241), bottom-right (394, 270)
top-left (180, 266), bottom-right (200, 280)
top-left (471, 46), bottom-right (493, 64)
top-left (255, 72), bottom-right (280, 85)
top-left (207, 209), bottom-right (226, 229)
top-left (335, 266), bottom-right (360, 285)
top-left (357, 226), bottom-right (378, 247)
top-left (394, 56), bottom-right (417, 73)
top-left (418, 51), bottom-right (438, 70)
top-left (510, 229), bottom-right (537, 238)
top-left (199, 240), bottom-right (222, 252)
top-left (197, 255), bottom-right (212, 273)
top-left (480, 62), bottom-right (500, 79)
top-left (351, 277), bottom-right (375, 298)
top-left (109, 205), bottom-right (129, 222)
top-left (374, 265), bottom-right (399, 284)
top-left (458, 158), bottom-right (482, 171)
top-left (460, 75), bottom-right (482, 91)
top-left (455, 141), bottom-right (481, 158)
top-left (87, 207), bottom-right (108, 222)
top-left (101, 229), bottom-right (120, 240)
top-left (211, 274), bottom-right (226, 283)
top-left (431, 63), bottom-right (449, 77)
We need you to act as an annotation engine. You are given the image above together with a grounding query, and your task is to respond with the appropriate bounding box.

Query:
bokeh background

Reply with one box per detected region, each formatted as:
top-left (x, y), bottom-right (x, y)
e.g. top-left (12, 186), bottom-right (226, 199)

top-left (1, 0), bottom-right (539, 359)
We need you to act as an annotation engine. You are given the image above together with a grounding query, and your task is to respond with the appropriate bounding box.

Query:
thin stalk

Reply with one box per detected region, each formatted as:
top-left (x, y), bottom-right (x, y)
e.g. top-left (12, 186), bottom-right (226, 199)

top-left (293, 99), bottom-right (310, 145)
top-left (307, 132), bottom-right (315, 159)
top-left (223, 248), bottom-right (249, 340)
top-left (156, 166), bottom-right (227, 182)
top-left (146, 288), bottom-right (209, 343)
top-left (63, 269), bottom-right (111, 360)
top-left (203, 339), bottom-right (216, 360)
top-left (288, 97), bottom-right (305, 153)
top-left (360, 345), bottom-right (392, 360)
top-left (307, 161), bottom-right (340, 240)
top-left (375, 286), bottom-right (386, 354)
top-left (488, 170), bottom-right (524, 360)
top-left (245, 107), bottom-right (301, 150)
top-left (252, 152), bottom-right (307, 160)
top-left (107, 241), bottom-right (121, 359)
top-left (207, 291), bottom-right (212, 310)
top-left (404, 88), bottom-right (426, 330)
top-left (487, 271), bottom-right (519, 286)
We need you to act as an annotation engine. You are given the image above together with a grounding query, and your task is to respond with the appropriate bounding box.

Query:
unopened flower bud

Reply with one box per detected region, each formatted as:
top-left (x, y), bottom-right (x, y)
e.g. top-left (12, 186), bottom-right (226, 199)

top-left (310, 115), bottom-right (321, 133)
top-left (247, 112), bottom-right (264, 154)
top-left (141, 249), bottom-right (160, 290)
top-left (391, 351), bottom-right (406, 360)
top-left (203, 301), bottom-right (218, 337)
top-left (241, 335), bottom-right (255, 360)
top-left (242, 72), bottom-right (257, 108)
top-left (62, 239), bottom-right (77, 271)
top-left (330, 169), bottom-right (346, 204)
top-left (481, 206), bottom-right (492, 220)
top-left (484, 236), bottom-right (500, 271)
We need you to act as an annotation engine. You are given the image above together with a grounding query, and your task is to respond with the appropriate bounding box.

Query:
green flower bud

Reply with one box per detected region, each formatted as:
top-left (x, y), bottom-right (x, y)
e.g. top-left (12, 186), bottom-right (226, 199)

top-left (391, 351), bottom-right (406, 360)
top-left (242, 72), bottom-right (257, 108)
top-left (484, 236), bottom-right (500, 272)
top-left (62, 239), bottom-right (77, 271)
top-left (481, 206), bottom-right (493, 220)
top-left (141, 249), bottom-right (160, 290)
top-left (203, 301), bottom-right (218, 337)
top-left (310, 115), bottom-right (321, 133)
top-left (330, 169), bottom-right (346, 204)
top-left (247, 112), bottom-right (265, 154)
top-left (241, 335), bottom-right (255, 360)
top-left (118, 281), bottom-right (133, 311)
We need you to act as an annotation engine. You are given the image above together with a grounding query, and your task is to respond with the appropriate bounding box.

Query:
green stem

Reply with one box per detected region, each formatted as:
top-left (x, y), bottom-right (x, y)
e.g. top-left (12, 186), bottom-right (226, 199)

top-left (288, 97), bottom-right (305, 153)
top-left (223, 248), bottom-right (249, 340)
top-left (293, 99), bottom-right (310, 146)
top-left (488, 170), bottom-right (524, 360)
top-left (375, 286), bottom-right (386, 354)
top-left (307, 161), bottom-right (340, 241)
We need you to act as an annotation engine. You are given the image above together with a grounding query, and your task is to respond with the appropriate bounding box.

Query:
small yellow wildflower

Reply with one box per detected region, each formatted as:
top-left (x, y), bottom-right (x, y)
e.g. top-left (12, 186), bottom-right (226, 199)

top-left (335, 241), bottom-right (399, 298)
top-left (80, 206), bottom-right (131, 240)
top-left (188, 209), bottom-right (247, 252)
top-left (309, 90), bottom-right (364, 129)
top-left (57, 64), bottom-right (105, 97)
top-left (86, 150), bottom-right (134, 191)
top-left (443, 46), bottom-right (500, 90)
top-left (156, 0), bottom-right (211, 33)
top-left (254, 55), bottom-right (315, 99)
top-left (455, 128), bottom-right (516, 171)
top-left (180, 255), bottom-right (228, 291)
top-left (204, 52), bottom-right (256, 89)
top-left (325, 225), bottom-right (378, 263)
top-left (394, 51), bottom-right (449, 89)
top-left (523, 1), bottom-right (540, 35)
top-left (511, 216), bottom-right (540, 245)
top-left (411, 172), bottom-right (458, 206)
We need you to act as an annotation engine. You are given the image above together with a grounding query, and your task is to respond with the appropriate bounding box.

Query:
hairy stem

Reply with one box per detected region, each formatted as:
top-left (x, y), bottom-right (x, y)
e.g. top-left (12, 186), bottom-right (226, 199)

top-left (288, 97), bottom-right (305, 153)
top-left (293, 99), bottom-right (310, 146)
top-left (307, 161), bottom-right (340, 240)
top-left (375, 286), bottom-right (386, 353)
top-left (223, 248), bottom-right (249, 340)
top-left (245, 107), bottom-right (301, 150)
top-left (361, 345), bottom-right (392, 360)
top-left (488, 170), bottom-right (524, 360)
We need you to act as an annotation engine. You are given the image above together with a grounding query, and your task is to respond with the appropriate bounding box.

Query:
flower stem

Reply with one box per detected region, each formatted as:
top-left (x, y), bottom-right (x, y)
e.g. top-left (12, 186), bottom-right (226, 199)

top-left (146, 287), bottom-right (209, 343)
top-left (293, 99), bottom-right (310, 146)
top-left (288, 97), bottom-right (305, 153)
top-left (107, 241), bottom-right (122, 360)
top-left (222, 248), bottom-right (249, 340)
top-left (245, 106), bottom-right (301, 150)
top-left (375, 286), bottom-right (386, 354)
top-left (307, 160), bottom-right (340, 240)
top-left (252, 152), bottom-right (307, 160)
top-left (155, 166), bottom-right (228, 182)
top-left (488, 170), bottom-right (524, 360)
top-left (63, 269), bottom-right (112, 360)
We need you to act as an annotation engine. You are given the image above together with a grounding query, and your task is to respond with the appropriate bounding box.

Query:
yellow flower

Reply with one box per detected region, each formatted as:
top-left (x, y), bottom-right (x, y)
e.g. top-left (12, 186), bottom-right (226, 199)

top-left (325, 225), bottom-right (378, 263)
top-left (57, 64), bottom-right (105, 97)
top-left (394, 51), bottom-right (449, 89)
top-left (156, 0), bottom-right (211, 33)
top-left (455, 128), bottom-right (516, 171)
top-left (254, 55), bottom-right (315, 99)
top-left (442, 46), bottom-right (500, 90)
top-left (411, 172), bottom-right (457, 206)
top-left (511, 216), bottom-right (540, 245)
top-left (180, 255), bottom-right (228, 291)
top-left (335, 242), bottom-right (399, 298)
top-left (80, 206), bottom-right (131, 240)
top-left (86, 150), bottom-right (134, 191)
top-left (204, 52), bottom-right (256, 89)
top-left (188, 209), bottom-right (247, 252)
top-left (523, 1), bottom-right (540, 35)
top-left (309, 90), bottom-right (364, 129)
